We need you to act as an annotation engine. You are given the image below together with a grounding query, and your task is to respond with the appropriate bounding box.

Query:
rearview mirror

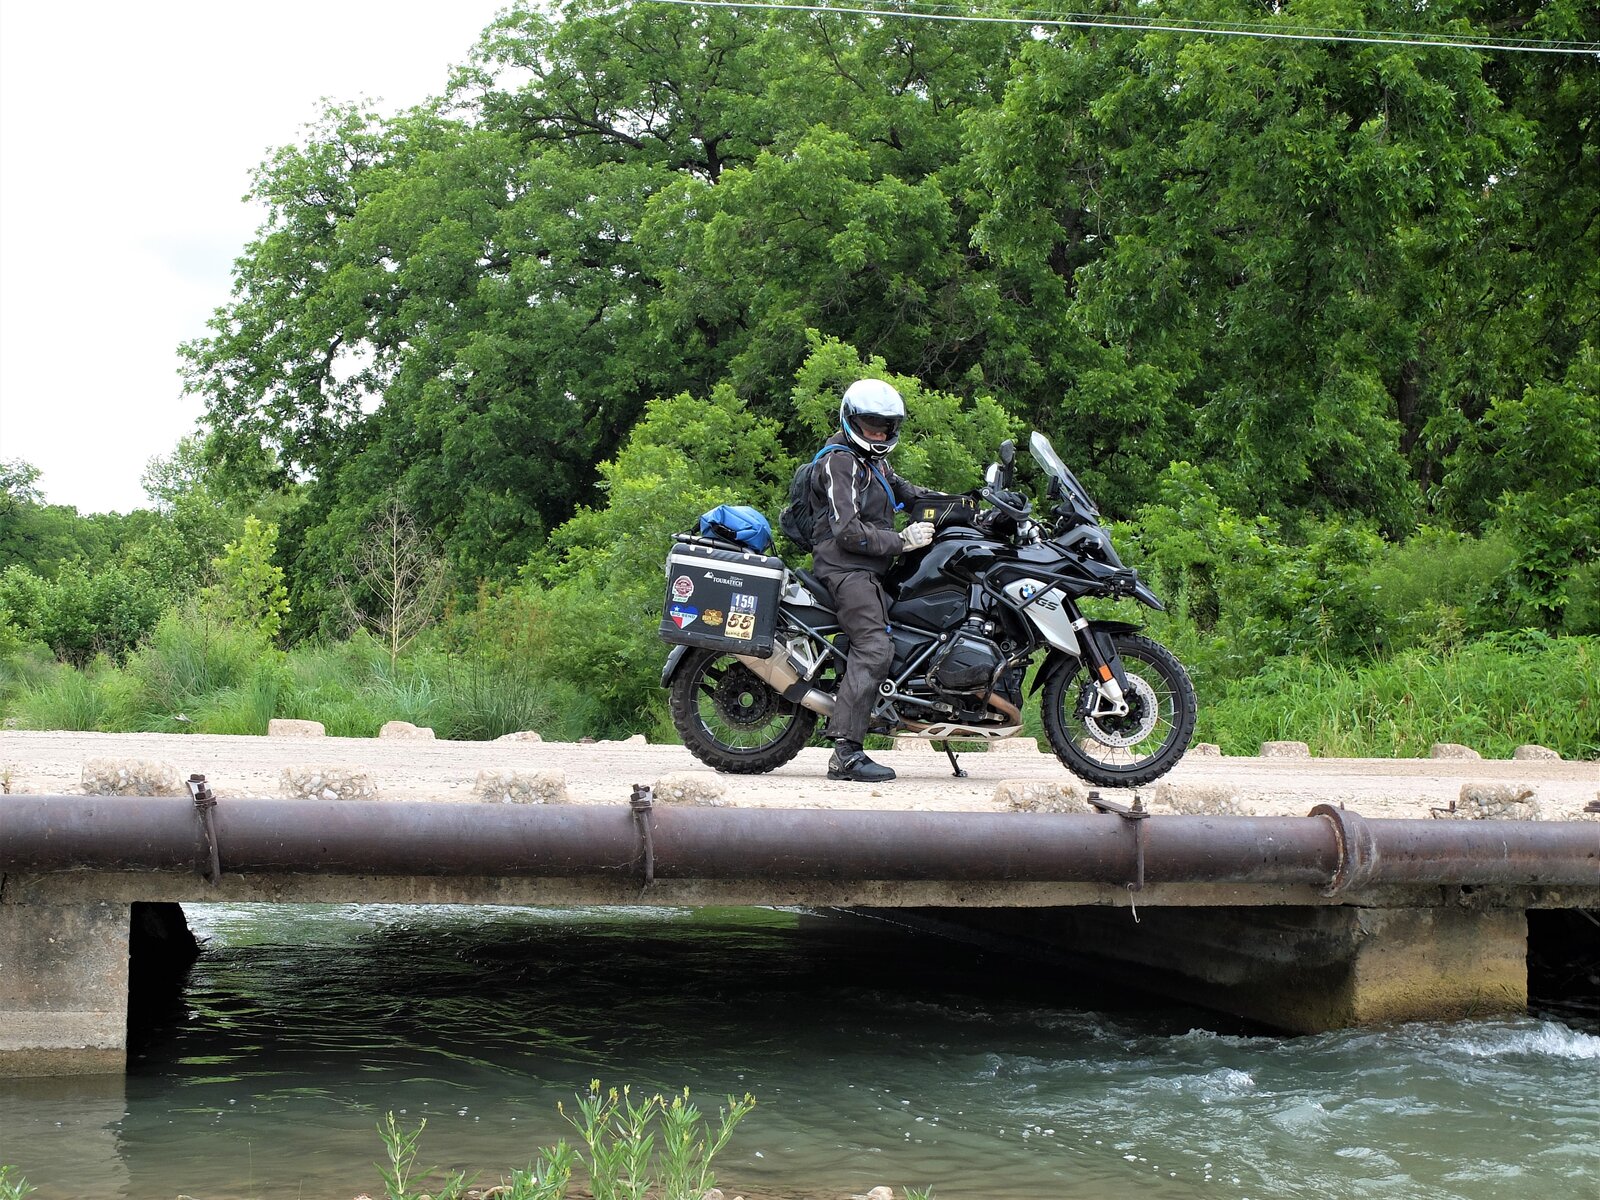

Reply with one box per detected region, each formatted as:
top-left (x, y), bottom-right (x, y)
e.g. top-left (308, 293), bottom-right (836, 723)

top-left (999, 440), bottom-right (1015, 465)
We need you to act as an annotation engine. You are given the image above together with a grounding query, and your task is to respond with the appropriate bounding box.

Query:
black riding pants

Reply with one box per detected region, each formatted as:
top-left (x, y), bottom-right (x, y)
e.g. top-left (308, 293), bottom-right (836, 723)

top-left (817, 568), bottom-right (894, 744)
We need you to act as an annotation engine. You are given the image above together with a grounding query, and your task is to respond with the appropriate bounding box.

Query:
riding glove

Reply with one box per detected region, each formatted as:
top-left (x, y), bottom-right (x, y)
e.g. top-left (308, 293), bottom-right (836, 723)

top-left (899, 521), bottom-right (935, 551)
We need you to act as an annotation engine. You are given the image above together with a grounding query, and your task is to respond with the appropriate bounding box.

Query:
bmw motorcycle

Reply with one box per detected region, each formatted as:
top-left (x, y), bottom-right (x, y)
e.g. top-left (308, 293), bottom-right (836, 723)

top-left (658, 432), bottom-right (1196, 788)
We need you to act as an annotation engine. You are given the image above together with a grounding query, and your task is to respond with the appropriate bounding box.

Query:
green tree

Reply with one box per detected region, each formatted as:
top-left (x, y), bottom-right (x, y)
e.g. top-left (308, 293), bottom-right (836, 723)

top-left (181, 1), bottom-right (1025, 601)
top-left (1461, 347), bottom-right (1600, 628)
top-left (0, 460), bottom-right (43, 513)
top-left (202, 516), bottom-right (290, 640)
top-left (970, 0), bottom-right (1543, 528)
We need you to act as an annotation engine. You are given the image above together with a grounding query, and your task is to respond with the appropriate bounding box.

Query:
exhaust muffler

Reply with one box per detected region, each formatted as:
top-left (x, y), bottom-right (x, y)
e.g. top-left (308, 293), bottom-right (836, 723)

top-left (737, 652), bottom-right (836, 717)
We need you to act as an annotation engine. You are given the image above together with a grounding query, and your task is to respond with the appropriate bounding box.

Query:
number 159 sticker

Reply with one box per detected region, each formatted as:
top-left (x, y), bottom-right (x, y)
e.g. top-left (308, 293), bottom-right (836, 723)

top-left (726, 592), bottom-right (757, 640)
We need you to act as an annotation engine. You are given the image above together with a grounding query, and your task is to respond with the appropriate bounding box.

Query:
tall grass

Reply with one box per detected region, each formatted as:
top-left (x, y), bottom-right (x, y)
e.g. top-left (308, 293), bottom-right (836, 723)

top-left (10, 660), bottom-right (133, 732)
top-left (3, 601), bottom-right (1594, 758)
top-left (1199, 635), bottom-right (1598, 758)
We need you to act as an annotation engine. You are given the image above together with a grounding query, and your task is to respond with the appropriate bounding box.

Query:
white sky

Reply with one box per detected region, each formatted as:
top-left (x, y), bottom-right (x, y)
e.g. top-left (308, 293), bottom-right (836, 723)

top-left (0, 0), bottom-right (508, 514)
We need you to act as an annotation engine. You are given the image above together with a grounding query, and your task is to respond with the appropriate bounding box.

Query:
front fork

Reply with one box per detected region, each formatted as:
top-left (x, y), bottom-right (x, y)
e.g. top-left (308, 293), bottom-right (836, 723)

top-left (1063, 598), bottom-right (1132, 718)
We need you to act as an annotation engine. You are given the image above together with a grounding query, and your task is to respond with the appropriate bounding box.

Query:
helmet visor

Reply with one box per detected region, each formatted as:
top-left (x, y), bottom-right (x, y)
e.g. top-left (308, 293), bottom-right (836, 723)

top-left (853, 414), bottom-right (899, 440)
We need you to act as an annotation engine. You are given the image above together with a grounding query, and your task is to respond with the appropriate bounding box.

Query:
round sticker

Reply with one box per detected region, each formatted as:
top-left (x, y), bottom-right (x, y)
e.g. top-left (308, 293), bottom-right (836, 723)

top-left (671, 575), bottom-right (695, 601)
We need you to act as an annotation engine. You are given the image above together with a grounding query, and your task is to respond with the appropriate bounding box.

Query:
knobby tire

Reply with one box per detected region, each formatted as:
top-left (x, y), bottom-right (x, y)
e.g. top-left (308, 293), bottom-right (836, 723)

top-left (669, 647), bottom-right (818, 774)
top-left (1041, 632), bottom-right (1197, 789)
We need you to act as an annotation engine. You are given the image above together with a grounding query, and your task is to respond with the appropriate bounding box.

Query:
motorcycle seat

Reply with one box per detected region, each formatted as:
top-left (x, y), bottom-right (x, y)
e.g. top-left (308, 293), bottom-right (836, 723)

top-left (793, 566), bottom-right (835, 610)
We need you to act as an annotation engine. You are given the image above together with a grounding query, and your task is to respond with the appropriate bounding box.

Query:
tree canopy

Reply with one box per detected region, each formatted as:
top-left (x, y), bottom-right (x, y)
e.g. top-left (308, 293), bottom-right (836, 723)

top-left (166, 0), bottom-right (1597, 637)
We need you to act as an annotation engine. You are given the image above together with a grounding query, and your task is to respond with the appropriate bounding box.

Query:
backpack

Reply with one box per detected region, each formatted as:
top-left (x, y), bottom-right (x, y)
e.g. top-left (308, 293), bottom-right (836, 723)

top-left (778, 444), bottom-right (897, 552)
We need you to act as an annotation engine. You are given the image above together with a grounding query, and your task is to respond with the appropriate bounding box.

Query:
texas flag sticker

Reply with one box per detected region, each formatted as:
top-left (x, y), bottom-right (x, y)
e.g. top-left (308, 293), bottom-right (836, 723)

top-left (668, 603), bottom-right (699, 629)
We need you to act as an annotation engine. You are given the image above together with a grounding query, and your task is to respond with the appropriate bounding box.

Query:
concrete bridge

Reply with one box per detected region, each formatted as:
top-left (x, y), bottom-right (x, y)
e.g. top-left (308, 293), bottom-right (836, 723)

top-left (1, 732), bottom-right (1596, 1076)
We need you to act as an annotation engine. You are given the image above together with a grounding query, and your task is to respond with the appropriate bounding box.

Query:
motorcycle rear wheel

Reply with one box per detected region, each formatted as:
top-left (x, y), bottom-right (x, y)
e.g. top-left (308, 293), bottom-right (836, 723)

top-left (669, 648), bottom-right (819, 774)
top-left (1040, 632), bottom-right (1196, 788)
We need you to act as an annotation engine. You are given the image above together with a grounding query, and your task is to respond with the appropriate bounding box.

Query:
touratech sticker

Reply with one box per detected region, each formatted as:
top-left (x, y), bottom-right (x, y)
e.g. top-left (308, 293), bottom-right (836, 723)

top-left (667, 603), bottom-right (699, 629)
top-left (725, 593), bottom-right (758, 640)
top-left (701, 608), bottom-right (725, 628)
top-left (670, 575), bottom-right (695, 601)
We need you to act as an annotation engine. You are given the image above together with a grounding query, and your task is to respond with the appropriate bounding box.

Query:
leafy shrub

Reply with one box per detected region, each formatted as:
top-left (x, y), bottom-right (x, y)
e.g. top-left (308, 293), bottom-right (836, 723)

top-left (1362, 526), bottom-right (1517, 651)
top-left (1561, 560), bottom-right (1600, 637)
top-left (202, 515), bottom-right (290, 640)
top-left (0, 562), bottom-right (168, 666)
top-left (0, 566), bottom-right (50, 640)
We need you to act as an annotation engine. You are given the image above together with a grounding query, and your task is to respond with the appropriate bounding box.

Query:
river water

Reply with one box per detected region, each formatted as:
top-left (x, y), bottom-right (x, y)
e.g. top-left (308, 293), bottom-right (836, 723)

top-left (1, 903), bottom-right (1596, 1200)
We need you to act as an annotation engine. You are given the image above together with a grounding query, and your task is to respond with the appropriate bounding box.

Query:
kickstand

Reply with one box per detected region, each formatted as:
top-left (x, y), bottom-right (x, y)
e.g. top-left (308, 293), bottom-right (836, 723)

top-left (939, 740), bottom-right (967, 778)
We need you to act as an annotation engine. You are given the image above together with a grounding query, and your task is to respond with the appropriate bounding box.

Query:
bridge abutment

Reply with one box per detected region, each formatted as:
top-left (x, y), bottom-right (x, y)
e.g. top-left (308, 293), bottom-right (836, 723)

top-left (0, 900), bottom-right (195, 1076)
top-left (888, 903), bottom-right (1529, 1033)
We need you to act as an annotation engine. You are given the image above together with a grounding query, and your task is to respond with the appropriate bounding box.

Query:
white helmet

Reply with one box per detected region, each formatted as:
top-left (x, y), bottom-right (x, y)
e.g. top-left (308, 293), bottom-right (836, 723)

top-left (839, 378), bottom-right (905, 458)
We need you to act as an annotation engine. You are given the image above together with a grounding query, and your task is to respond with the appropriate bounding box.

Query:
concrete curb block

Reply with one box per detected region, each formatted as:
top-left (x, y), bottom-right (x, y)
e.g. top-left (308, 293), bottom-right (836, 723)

top-left (995, 779), bottom-right (1090, 813)
top-left (81, 759), bottom-right (182, 797)
top-left (279, 766), bottom-right (380, 801)
top-left (652, 773), bottom-right (730, 806)
top-left (1443, 783), bottom-right (1543, 821)
top-left (268, 719), bottom-right (326, 738)
top-left (379, 721), bottom-right (435, 740)
top-left (1152, 781), bottom-right (1248, 816)
top-left (471, 770), bottom-right (568, 804)
top-left (1259, 741), bottom-right (1311, 758)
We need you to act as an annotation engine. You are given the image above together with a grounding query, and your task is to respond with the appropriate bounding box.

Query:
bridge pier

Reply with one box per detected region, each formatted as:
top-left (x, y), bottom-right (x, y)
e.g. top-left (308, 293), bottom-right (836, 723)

top-left (0, 900), bottom-right (195, 1077)
top-left (887, 903), bottom-right (1529, 1033)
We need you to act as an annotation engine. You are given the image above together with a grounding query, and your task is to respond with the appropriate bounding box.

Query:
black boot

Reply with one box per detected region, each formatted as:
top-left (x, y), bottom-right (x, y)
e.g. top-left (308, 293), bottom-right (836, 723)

top-left (827, 739), bottom-right (897, 783)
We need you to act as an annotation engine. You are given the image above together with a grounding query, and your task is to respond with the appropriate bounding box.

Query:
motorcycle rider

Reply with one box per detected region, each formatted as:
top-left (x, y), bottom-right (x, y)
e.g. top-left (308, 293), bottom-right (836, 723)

top-left (809, 379), bottom-right (936, 782)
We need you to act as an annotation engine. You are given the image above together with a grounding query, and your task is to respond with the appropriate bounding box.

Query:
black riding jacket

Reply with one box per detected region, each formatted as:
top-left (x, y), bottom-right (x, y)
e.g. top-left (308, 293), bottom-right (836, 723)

top-left (809, 432), bottom-right (932, 578)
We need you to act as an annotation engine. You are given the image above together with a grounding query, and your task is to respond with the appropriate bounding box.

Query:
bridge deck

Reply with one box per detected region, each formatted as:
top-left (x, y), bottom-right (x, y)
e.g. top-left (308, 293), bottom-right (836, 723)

top-left (2, 730), bottom-right (1596, 819)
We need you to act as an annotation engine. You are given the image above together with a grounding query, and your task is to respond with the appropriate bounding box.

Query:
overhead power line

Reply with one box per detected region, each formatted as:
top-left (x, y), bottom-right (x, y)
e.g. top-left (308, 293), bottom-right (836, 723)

top-left (648, 0), bottom-right (1600, 56)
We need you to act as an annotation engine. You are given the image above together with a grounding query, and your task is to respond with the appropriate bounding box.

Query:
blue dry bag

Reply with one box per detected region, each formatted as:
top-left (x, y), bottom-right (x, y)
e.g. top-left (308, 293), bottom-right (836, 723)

top-left (698, 504), bottom-right (774, 553)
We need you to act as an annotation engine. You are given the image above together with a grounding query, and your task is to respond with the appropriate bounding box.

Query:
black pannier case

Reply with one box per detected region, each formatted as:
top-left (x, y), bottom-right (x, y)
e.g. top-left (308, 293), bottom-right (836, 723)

top-left (660, 538), bottom-right (786, 659)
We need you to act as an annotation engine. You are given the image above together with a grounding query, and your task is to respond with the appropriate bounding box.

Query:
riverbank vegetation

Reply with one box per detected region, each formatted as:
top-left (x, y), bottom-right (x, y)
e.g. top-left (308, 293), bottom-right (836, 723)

top-left (2, 0), bottom-right (1596, 759)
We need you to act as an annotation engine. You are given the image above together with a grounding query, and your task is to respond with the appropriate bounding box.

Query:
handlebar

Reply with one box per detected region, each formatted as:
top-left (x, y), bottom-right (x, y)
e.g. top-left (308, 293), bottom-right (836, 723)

top-left (979, 485), bottom-right (1032, 520)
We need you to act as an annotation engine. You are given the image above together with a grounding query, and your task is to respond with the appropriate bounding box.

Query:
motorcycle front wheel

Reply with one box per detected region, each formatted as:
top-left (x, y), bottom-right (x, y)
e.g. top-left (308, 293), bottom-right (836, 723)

top-left (668, 648), bottom-right (819, 774)
top-left (1040, 632), bottom-right (1196, 788)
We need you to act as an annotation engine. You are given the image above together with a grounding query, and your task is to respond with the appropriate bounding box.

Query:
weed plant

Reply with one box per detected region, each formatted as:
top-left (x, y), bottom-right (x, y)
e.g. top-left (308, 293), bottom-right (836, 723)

top-left (371, 1084), bottom-right (756, 1200)
top-left (0, 1166), bottom-right (34, 1200)
top-left (563, 1080), bottom-right (756, 1200)
top-left (375, 1112), bottom-right (471, 1200)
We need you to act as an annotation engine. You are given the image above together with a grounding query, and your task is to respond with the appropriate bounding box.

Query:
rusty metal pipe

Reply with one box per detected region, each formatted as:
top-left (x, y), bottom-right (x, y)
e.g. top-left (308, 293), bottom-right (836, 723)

top-left (3, 795), bottom-right (1596, 889)
top-left (1315, 805), bottom-right (1600, 891)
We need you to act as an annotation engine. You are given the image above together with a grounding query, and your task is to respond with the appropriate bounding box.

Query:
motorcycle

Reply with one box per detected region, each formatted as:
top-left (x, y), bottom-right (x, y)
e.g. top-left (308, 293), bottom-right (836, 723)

top-left (658, 431), bottom-right (1196, 788)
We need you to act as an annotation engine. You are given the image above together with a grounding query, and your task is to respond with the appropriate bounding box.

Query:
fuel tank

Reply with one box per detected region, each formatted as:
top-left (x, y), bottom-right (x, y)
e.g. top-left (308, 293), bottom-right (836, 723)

top-left (885, 529), bottom-right (1004, 632)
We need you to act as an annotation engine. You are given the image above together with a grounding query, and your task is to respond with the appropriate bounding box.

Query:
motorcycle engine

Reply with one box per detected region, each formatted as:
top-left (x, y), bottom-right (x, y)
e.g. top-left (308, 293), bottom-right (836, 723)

top-left (928, 621), bottom-right (1007, 698)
